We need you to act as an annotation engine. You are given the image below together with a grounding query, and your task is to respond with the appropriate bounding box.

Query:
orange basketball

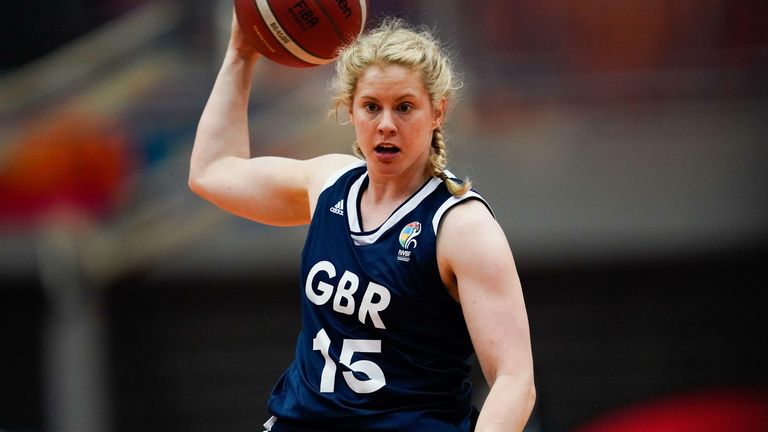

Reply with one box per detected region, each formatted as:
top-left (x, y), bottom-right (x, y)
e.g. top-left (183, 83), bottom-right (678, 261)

top-left (234, 0), bottom-right (368, 68)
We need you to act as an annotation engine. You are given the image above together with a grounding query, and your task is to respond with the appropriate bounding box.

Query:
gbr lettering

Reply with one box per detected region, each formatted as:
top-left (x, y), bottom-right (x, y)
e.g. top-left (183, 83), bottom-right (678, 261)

top-left (305, 260), bottom-right (391, 329)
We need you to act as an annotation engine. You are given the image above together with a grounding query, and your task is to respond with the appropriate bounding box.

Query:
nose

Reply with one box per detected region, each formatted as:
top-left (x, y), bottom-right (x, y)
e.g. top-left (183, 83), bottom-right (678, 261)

top-left (377, 109), bottom-right (397, 136)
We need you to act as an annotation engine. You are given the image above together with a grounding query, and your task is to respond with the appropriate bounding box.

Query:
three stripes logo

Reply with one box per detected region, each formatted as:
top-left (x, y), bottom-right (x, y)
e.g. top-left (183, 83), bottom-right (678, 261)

top-left (330, 200), bottom-right (344, 216)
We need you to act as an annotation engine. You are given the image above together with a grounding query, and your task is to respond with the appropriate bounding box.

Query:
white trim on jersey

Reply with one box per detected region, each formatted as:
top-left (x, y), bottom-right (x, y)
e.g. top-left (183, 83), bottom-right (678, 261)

top-left (431, 191), bottom-right (492, 234)
top-left (319, 160), bottom-right (366, 195)
top-left (349, 174), bottom-right (443, 246)
top-left (430, 169), bottom-right (494, 234)
top-left (346, 172), bottom-right (365, 234)
top-left (263, 415), bottom-right (277, 431)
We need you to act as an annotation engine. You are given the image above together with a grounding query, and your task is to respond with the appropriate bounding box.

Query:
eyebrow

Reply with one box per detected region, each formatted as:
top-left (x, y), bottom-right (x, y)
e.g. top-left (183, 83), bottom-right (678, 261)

top-left (356, 91), bottom-right (420, 102)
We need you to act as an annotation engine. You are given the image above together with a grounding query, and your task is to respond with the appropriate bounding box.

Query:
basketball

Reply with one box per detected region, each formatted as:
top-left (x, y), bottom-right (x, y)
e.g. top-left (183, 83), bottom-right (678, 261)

top-left (234, 0), bottom-right (368, 68)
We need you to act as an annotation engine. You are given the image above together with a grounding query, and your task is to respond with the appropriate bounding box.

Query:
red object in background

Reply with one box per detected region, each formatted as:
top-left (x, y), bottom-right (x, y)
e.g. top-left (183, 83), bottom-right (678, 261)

top-left (0, 113), bottom-right (134, 225)
top-left (574, 388), bottom-right (768, 432)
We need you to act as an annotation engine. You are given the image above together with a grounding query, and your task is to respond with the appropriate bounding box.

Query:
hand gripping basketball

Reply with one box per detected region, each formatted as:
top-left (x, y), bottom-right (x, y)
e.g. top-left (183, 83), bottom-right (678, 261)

top-left (234, 0), bottom-right (368, 68)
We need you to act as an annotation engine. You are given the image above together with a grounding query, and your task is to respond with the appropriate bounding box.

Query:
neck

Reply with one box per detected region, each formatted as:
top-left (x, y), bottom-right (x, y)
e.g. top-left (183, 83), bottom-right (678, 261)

top-left (365, 166), bottom-right (432, 204)
top-left (358, 166), bottom-right (432, 232)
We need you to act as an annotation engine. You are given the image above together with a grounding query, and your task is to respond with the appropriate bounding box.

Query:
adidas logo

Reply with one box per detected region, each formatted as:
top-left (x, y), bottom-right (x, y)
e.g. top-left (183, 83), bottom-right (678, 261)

top-left (330, 200), bottom-right (344, 216)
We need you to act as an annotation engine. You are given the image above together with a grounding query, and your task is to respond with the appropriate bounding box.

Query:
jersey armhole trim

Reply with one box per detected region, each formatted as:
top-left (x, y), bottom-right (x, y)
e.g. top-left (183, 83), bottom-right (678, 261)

top-left (431, 192), bottom-right (495, 235)
top-left (263, 415), bottom-right (277, 431)
top-left (319, 160), bottom-right (366, 194)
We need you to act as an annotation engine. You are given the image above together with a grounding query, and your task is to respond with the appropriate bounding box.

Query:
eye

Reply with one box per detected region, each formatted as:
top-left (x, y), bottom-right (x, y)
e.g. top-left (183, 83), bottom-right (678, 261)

top-left (363, 102), bottom-right (379, 113)
top-left (397, 103), bottom-right (413, 113)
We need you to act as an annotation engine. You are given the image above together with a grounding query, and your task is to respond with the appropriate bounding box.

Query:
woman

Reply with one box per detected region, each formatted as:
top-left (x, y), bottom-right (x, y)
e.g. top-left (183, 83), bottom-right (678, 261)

top-left (189, 12), bottom-right (535, 432)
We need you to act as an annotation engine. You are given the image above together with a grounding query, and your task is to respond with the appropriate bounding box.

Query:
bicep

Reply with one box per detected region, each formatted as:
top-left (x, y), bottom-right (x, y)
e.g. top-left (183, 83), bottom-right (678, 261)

top-left (191, 155), bottom-right (310, 225)
top-left (438, 203), bottom-right (533, 384)
top-left (191, 154), bottom-right (357, 226)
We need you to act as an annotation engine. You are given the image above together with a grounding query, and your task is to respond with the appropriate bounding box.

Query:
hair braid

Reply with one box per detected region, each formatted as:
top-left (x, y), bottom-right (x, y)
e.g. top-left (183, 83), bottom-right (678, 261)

top-left (430, 128), bottom-right (471, 196)
top-left (429, 128), bottom-right (448, 179)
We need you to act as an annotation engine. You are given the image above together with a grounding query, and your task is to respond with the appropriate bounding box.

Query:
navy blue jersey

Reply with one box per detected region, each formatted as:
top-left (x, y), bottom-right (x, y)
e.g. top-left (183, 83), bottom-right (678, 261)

top-left (266, 162), bottom-right (492, 432)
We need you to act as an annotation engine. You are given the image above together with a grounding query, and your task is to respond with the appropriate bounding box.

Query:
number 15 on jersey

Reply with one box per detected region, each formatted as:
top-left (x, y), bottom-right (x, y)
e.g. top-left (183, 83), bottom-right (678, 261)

top-left (312, 328), bottom-right (386, 394)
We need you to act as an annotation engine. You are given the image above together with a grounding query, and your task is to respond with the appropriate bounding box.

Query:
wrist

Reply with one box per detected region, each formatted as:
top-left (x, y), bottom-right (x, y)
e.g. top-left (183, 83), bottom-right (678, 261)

top-left (227, 46), bottom-right (260, 64)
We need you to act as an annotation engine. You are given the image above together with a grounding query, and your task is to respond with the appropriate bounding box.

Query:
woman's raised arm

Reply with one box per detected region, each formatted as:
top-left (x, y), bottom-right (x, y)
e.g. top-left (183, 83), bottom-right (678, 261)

top-left (189, 13), bottom-right (356, 226)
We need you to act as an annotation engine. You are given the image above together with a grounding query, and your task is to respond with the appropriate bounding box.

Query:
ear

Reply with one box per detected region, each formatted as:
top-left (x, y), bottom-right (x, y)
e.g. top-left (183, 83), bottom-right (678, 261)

top-left (432, 97), bottom-right (447, 129)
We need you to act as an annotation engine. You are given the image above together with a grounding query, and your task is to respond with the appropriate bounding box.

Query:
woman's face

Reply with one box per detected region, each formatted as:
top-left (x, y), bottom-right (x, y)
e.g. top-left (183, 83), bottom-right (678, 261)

top-left (350, 64), bottom-right (445, 180)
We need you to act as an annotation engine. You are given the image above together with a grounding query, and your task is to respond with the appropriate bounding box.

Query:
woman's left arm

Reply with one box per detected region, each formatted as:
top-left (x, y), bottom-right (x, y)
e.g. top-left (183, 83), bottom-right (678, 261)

top-left (437, 200), bottom-right (536, 432)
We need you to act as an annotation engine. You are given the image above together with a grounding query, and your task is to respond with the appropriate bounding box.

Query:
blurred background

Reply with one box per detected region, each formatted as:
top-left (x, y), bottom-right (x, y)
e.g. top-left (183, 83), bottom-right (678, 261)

top-left (1, 0), bottom-right (767, 431)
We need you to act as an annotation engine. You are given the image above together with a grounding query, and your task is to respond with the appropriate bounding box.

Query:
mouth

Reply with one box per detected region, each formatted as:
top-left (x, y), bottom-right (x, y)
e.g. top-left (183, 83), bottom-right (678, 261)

top-left (374, 144), bottom-right (400, 155)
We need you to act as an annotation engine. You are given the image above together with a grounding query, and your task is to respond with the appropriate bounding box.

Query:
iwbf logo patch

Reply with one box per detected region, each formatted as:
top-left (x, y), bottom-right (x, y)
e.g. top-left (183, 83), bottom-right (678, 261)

top-left (397, 221), bottom-right (421, 262)
top-left (399, 222), bottom-right (421, 249)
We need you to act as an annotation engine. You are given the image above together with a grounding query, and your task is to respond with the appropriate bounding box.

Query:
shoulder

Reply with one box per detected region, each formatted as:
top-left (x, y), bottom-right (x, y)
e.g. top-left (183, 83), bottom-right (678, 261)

top-left (435, 196), bottom-right (507, 300)
top-left (305, 153), bottom-right (363, 211)
top-left (304, 153), bottom-right (361, 189)
top-left (438, 198), bottom-right (497, 241)
top-left (436, 196), bottom-right (508, 272)
top-left (431, 187), bottom-right (494, 236)
top-left (305, 153), bottom-right (361, 178)
top-left (315, 155), bottom-right (365, 192)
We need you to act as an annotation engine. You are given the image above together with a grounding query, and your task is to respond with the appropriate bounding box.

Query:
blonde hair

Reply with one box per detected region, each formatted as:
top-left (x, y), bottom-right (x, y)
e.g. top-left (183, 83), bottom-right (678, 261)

top-left (331, 18), bottom-right (471, 196)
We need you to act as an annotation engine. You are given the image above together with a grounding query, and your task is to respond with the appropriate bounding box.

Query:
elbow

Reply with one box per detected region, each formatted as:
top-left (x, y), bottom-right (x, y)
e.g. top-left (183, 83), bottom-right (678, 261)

top-left (188, 173), bottom-right (202, 196)
top-left (188, 168), bottom-right (211, 199)
top-left (187, 158), bottom-right (209, 196)
top-left (188, 171), bottom-right (203, 196)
